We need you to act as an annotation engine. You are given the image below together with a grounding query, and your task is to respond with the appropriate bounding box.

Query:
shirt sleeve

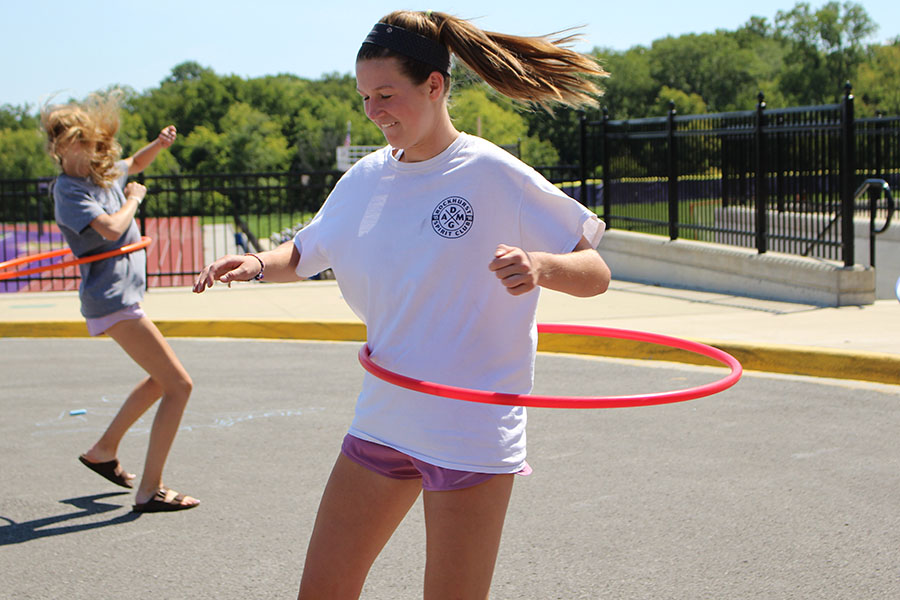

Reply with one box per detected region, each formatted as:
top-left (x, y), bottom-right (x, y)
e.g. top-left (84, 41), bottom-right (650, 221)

top-left (114, 160), bottom-right (129, 190)
top-left (293, 202), bottom-right (331, 279)
top-left (517, 170), bottom-right (605, 255)
top-left (54, 180), bottom-right (105, 235)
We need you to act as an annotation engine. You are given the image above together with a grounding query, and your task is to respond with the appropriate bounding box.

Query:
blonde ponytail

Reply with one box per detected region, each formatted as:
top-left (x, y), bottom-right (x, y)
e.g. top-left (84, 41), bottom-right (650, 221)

top-left (358, 10), bottom-right (607, 110)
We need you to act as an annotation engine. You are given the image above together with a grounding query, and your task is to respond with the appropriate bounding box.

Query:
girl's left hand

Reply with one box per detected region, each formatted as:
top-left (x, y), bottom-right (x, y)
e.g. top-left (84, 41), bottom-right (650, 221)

top-left (489, 244), bottom-right (539, 295)
top-left (157, 125), bottom-right (177, 148)
top-left (124, 182), bottom-right (147, 203)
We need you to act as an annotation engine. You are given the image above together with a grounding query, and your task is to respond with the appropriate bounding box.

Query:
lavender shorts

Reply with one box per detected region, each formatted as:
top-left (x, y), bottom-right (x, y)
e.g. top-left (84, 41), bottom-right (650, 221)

top-left (341, 434), bottom-right (531, 492)
top-left (86, 304), bottom-right (146, 336)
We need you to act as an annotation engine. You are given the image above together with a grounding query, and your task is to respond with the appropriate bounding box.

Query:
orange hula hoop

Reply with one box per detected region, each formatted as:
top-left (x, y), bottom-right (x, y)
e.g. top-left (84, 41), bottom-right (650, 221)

top-left (0, 236), bottom-right (152, 281)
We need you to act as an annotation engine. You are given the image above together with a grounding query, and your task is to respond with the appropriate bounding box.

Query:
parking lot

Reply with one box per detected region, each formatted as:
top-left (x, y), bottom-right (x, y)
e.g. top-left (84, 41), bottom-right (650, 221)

top-left (2, 338), bottom-right (898, 599)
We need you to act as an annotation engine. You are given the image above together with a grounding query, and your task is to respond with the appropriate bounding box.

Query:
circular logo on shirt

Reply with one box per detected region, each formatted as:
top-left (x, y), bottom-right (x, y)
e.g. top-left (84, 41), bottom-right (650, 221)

top-left (431, 196), bottom-right (474, 239)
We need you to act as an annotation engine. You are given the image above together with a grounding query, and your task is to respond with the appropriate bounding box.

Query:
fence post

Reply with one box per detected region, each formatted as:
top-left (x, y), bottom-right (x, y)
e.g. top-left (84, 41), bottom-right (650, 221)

top-left (136, 172), bottom-right (147, 236)
top-left (579, 110), bottom-right (588, 207)
top-left (775, 107), bottom-right (785, 212)
top-left (840, 82), bottom-right (856, 267)
top-left (667, 100), bottom-right (679, 240)
top-left (601, 107), bottom-right (611, 223)
top-left (36, 181), bottom-right (46, 237)
top-left (134, 172), bottom-right (148, 290)
top-left (874, 111), bottom-right (884, 180)
top-left (755, 92), bottom-right (768, 254)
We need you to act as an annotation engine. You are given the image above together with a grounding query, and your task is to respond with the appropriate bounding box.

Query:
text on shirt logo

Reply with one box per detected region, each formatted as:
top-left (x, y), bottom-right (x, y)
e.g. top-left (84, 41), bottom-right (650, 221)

top-left (431, 196), bottom-right (474, 239)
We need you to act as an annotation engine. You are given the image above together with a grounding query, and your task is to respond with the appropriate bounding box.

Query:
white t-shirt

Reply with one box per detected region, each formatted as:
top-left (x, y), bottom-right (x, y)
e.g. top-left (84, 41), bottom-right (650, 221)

top-left (294, 133), bottom-right (604, 473)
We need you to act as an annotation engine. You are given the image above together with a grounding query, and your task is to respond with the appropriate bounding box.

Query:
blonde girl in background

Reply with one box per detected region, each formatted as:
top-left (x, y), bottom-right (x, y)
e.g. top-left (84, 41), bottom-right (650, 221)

top-left (43, 93), bottom-right (198, 513)
top-left (195, 9), bottom-right (610, 597)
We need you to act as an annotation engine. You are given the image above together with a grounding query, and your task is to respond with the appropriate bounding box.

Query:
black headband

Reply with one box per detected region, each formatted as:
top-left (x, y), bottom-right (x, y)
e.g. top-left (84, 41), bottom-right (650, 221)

top-left (362, 23), bottom-right (451, 75)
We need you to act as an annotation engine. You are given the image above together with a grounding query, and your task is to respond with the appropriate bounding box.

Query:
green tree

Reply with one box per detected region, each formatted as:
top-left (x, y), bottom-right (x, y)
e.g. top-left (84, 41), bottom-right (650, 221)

top-left (177, 103), bottom-right (292, 174)
top-left (133, 63), bottom-right (239, 139)
top-left (653, 87), bottom-right (706, 116)
top-left (856, 42), bottom-right (900, 115)
top-left (520, 137), bottom-right (559, 167)
top-left (237, 74), bottom-right (312, 140)
top-left (592, 46), bottom-right (658, 119)
top-left (730, 17), bottom-right (789, 108)
top-left (218, 102), bottom-right (292, 173)
top-left (0, 104), bottom-right (41, 131)
top-left (0, 128), bottom-right (56, 179)
top-left (521, 107), bottom-right (583, 166)
top-left (775, 1), bottom-right (876, 103)
top-left (450, 87), bottom-right (526, 144)
top-left (290, 94), bottom-right (370, 170)
top-left (117, 102), bottom-right (148, 160)
top-left (165, 61), bottom-right (214, 83)
top-left (180, 125), bottom-right (225, 174)
top-left (4, 4), bottom-right (898, 184)
top-left (448, 86), bottom-right (559, 164)
top-left (647, 32), bottom-right (763, 112)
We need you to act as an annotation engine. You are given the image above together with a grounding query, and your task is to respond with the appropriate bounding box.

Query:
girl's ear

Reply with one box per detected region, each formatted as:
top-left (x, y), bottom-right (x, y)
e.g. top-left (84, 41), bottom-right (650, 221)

top-left (427, 71), bottom-right (447, 99)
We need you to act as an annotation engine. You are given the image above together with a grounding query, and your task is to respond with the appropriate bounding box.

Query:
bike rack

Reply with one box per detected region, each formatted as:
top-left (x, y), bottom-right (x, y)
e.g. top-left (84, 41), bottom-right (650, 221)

top-left (854, 179), bottom-right (895, 267)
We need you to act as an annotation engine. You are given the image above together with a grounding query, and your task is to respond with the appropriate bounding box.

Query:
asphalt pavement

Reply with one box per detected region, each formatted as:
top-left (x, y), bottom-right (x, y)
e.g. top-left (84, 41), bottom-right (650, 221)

top-left (1, 280), bottom-right (899, 598)
top-left (1, 338), bottom-right (898, 599)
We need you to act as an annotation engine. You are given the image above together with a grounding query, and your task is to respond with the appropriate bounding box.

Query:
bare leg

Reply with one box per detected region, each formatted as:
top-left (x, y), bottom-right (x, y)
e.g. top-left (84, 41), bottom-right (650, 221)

top-left (297, 454), bottom-right (422, 599)
top-left (422, 475), bottom-right (515, 600)
top-left (80, 375), bottom-right (163, 485)
top-left (104, 316), bottom-right (197, 507)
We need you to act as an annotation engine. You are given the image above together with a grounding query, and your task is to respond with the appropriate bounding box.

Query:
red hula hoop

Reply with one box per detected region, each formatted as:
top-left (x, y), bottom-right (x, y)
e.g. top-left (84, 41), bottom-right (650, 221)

top-left (358, 324), bottom-right (742, 409)
top-left (0, 236), bottom-right (152, 281)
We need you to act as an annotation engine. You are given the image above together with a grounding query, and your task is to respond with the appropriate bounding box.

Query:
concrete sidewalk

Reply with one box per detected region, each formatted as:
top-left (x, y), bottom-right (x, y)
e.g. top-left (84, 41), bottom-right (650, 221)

top-left (1, 279), bottom-right (899, 385)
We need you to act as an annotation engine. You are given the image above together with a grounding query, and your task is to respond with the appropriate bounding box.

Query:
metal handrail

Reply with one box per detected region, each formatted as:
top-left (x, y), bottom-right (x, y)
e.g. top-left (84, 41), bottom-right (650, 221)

top-left (854, 179), bottom-right (895, 267)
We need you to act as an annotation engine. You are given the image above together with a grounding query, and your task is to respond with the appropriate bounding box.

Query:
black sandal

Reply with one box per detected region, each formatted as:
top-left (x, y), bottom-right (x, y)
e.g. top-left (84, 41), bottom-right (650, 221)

top-left (132, 488), bottom-right (199, 513)
top-left (78, 455), bottom-right (134, 489)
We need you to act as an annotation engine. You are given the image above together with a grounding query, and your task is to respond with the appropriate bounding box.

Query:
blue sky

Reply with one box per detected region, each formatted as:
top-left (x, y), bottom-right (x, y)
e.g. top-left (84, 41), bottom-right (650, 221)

top-left (4, 0), bottom-right (898, 109)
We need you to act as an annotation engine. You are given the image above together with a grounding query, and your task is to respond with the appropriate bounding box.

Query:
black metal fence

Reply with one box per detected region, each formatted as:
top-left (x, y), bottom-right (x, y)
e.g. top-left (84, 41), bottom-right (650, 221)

top-left (2, 87), bottom-right (898, 292)
top-left (0, 170), bottom-right (341, 292)
top-left (581, 85), bottom-right (899, 266)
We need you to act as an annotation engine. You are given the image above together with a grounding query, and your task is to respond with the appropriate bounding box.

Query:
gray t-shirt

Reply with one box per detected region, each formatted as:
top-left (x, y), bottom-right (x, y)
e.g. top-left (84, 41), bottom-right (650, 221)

top-left (53, 160), bottom-right (146, 318)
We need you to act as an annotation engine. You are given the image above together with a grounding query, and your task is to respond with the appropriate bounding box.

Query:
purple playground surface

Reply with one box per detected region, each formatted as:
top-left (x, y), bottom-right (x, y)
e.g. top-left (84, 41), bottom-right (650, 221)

top-left (0, 226), bottom-right (70, 293)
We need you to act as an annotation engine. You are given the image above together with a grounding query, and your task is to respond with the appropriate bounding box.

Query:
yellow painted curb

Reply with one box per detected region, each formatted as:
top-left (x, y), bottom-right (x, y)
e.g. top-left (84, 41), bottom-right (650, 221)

top-left (701, 341), bottom-right (900, 386)
top-left (154, 320), bottom-right (367, 342)
top-left (537, 332), bottom-right (722, 366)
top-left (0, 321), bottom-right (91, 337)
top-left (536, 333), bottom-right (900, 385)
top-left (2, 320), bottom-right (898, 386)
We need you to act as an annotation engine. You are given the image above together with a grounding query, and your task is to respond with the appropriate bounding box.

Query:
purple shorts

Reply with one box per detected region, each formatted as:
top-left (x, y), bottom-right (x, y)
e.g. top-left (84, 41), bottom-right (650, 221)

top-left (341, 434), bottom-right (531, 492)
top-left (86, 304), bottom-right (146, 336)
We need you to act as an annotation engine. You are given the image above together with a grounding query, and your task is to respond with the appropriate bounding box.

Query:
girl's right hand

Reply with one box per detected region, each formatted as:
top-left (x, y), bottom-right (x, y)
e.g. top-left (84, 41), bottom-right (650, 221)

top-left (193, 255), bottom-right (259, 293)
top-left (124, 182), bottom-right (147, 204)
top-left (157, 125), bottom-right (177, 148)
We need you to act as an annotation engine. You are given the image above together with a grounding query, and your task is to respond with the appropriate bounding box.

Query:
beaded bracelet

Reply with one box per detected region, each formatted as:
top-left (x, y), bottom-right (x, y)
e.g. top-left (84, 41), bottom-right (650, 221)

top-left (245, 253), bottom-right (265, 280)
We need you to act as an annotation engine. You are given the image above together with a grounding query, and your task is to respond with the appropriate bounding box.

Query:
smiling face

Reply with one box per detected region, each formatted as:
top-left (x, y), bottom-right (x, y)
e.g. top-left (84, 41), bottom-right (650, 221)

top-left (356, 56), bottom-right (457, 162)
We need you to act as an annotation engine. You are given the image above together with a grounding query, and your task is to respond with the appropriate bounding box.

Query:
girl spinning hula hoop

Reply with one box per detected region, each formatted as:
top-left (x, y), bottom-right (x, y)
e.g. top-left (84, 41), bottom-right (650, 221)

top-left (195, 10), bottom-right (610, 598)
top-left (42, 92), bottom-right (198, 513)
top-left (0, 236), bottom-right (152, 281)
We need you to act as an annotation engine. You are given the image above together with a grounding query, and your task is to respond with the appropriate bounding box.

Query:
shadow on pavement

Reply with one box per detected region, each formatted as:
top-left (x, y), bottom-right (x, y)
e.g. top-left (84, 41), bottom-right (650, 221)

top-left (0, 492), bottom-right (140, 546)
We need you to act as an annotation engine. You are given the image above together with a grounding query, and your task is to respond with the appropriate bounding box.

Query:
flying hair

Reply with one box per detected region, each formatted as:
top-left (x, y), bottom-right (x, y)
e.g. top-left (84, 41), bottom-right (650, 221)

top-left (357, 10), bottom-right (608, 110)
top-left (41, 91), bottom-right (124, 188)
